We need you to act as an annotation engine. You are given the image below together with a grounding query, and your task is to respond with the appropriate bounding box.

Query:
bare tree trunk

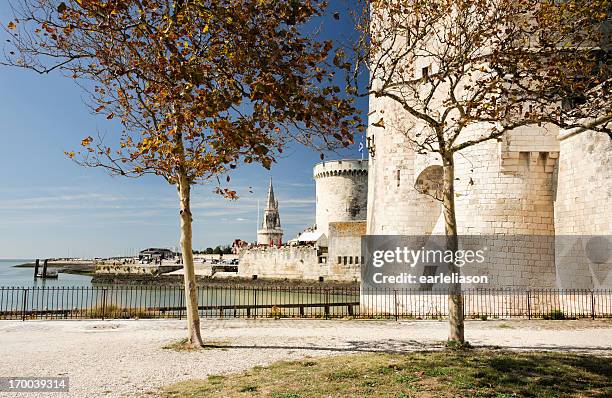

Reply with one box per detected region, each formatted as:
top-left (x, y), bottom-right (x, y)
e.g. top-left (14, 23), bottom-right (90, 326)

top-left (442, 152), bottom-right (465, 344)
top-left (177, 172), bottom-right (204, 347)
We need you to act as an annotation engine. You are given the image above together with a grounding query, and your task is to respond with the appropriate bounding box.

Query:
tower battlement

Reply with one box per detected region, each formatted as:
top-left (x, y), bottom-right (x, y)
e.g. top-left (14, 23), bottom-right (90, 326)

top-left (313, 159), bottom-right (368, 179)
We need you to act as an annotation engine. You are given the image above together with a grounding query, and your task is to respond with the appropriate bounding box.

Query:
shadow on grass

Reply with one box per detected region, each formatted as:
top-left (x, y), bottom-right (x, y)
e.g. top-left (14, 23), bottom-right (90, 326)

top-left (159, 349), bottom-right (612, 397)
top-left (424, 350), bottom-right (612, 397)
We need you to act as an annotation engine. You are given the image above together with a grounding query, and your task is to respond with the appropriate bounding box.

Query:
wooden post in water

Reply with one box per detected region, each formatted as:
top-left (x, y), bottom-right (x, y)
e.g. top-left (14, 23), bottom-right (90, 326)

top-left (42, 259), bottom-right (48, 279)
top-left (34, 259), bottom-right (40, 279)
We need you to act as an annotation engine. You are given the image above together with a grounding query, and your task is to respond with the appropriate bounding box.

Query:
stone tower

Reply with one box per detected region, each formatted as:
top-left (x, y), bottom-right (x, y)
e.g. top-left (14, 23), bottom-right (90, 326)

top-left (313, 160), bottom-right (368, 235)
top-left (257, 179), bottom-right (283, 245)
top-left (364, 11), bottom-right (561, 289)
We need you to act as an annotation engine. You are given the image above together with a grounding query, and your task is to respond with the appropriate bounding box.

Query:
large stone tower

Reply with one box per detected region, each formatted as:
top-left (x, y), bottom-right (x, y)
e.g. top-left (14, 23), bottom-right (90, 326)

top-left (257, 179), bottom-right (283, 245)
top-left (364, 12), bottom-right (561, 289)
top-left (313, 160), bottom-right (368, 235)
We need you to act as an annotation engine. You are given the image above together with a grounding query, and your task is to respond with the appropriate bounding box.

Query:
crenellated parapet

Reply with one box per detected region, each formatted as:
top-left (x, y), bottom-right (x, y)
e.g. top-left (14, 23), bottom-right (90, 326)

top-left (313, 159), bottom-right (368, 179)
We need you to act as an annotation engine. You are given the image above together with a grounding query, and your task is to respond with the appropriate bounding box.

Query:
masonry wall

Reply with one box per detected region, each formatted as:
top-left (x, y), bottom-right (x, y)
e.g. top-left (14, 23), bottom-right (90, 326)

top-left (95, 264), bottom-right (182, 275)
top-left (238, 221), bottom-right (366, 282)
top-left (554, 130), bottom-right (612, 289)
top-left (238, 246), bottom-right (323, 280)
top-left (327, 221), bottom-right (366, 282)
top-left (452, 125), bottom-right (558, 237)
top-left (555, 130), bottom-right (612, 235)
top-left (444, 126), bottom-right (558, 288)
top-left (366, 97), bottom-right (442, 235)
top-left (366, 102), bottom-right (560, 288)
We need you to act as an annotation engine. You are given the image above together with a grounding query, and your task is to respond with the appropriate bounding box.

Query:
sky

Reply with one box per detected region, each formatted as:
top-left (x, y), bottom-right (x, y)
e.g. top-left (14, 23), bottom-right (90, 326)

top-left (0, 2), bottom-right (368, 259)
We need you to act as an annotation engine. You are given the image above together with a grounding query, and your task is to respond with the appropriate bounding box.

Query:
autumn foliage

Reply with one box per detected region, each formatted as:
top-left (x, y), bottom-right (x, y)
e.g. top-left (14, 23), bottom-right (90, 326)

top-left (5, 0), bottom-right (361, 186)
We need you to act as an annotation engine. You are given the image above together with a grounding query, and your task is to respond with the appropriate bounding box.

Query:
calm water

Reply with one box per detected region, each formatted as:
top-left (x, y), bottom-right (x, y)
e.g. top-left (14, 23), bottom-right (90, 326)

top-left (0, 260), bottom-right (356, 317)
top-left (0, 259), bottom-right (93, 287)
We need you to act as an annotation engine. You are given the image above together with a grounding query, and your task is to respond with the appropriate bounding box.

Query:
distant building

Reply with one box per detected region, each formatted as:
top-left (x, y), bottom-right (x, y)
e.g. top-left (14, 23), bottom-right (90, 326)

top-left (257, 178), bottom-right (283, 245)
top-left (239, 160), bottom-right (368, 282)
top-left (139, 248), bottom-right (176, 261)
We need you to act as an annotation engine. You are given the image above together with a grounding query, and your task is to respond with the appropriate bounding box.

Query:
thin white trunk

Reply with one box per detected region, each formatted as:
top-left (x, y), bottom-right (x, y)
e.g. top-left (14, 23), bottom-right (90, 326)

top-left (442, 152), bottom-right (465, 343)
top-left (177, 172), bottom-right (204, 347)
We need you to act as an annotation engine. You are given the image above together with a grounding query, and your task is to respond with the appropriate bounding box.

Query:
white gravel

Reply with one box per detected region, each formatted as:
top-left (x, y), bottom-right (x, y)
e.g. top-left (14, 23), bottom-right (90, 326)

top-left (1, 318), bottom-right (611, 397)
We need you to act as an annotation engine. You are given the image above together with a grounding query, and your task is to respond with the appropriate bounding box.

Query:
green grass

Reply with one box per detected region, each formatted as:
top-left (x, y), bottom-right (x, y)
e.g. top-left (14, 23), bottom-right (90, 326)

top-left (159, 350), bottom-right (612, 397)
top-left (543, 310), bottom-right (567, 320)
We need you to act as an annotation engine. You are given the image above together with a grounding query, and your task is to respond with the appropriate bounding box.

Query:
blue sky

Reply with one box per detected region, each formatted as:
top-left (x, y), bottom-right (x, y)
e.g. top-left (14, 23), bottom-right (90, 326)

top-left (0, 2), bottom-right (367, 259)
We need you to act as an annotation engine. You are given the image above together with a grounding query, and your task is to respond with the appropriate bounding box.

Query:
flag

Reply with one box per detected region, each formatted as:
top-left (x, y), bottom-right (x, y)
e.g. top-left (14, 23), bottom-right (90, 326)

top-left (358, 135), bottom-right (365, 160)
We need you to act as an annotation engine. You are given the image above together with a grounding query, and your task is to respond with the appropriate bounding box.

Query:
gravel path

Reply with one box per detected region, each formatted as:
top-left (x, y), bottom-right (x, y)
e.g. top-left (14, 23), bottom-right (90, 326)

top-left (1, 319), bottom-right (611, 397)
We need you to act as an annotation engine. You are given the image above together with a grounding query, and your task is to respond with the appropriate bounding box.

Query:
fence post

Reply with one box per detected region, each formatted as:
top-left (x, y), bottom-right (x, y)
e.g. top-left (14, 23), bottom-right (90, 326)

top-left (324, 289), bottom-right (330, 319)
top-left (101, 288), bottom-right (108, 320)
top-left (178, 288), bottom-right (184, 320)
top-left (527, 290), bottom-right (531, 320)
top-left (253, 289), bottom-right (257, 319)
top-left (21, 288), bottom-right (28, 321)
top-left (591, 290), bottom-right (595, 320)
top-left (394, 290), bottom-right (398, 321)
top-left (462, 290), bottom-right (466, 320)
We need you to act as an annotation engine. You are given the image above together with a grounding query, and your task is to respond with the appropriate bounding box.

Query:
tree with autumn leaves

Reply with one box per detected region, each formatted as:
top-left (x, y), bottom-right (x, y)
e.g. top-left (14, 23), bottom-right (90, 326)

top-left (3, 0), bottom-right (360, 347)
top-left (351, 0), bottom-right (610, 344)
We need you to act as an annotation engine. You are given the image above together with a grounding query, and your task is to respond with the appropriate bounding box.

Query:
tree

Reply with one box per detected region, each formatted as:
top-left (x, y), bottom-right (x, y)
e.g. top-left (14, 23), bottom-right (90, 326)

top-left (204, 247), bottom-right (214, 255)
top-left (352, 0), bottom-right (610, 344)
top-left (4, 0), bottom-right (359, 347)
top-left (212, 246), bottom-right (223, 255)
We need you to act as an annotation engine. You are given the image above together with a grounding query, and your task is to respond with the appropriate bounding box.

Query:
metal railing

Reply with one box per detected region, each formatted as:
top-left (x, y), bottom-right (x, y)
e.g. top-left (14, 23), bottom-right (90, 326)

top-left (0, 286), bottom-right (611, 320)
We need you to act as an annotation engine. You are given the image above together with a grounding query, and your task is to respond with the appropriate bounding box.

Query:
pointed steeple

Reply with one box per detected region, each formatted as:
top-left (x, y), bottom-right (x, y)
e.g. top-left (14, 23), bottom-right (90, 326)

top-left (257, 177), bottom-right (283, 245)
top-left (266, 178), bottom-right (276, 209)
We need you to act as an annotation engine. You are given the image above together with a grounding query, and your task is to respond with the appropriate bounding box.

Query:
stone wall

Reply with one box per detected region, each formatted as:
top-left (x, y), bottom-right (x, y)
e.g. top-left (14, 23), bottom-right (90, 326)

top-left (555, 130), bottom-right (612, 235)
top-left (554, 130), bottom-right (612, 289)
top-left (238, 221), bottom-right (366, 282)
top-left (327, 221), bottom-right (366, 282)
top-left (366, 104), bottom-right (559, 288)
top-left (366, 97), bottom-right (442, 235)
top-left (452, 125), bottom-right (557, 237)
top-left (238, 246), bottom-right (323, 280)
top-left (314, 160), bottom-right (368, 235)
top-left (95, 264), bottom-right (182, 275)
top-left (194, 254), bottom-right (239, 261)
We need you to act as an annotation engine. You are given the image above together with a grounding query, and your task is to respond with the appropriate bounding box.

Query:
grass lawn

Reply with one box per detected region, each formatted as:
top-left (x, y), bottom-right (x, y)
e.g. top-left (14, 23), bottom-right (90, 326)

top-left (159, 349), bottom-right (612, 397)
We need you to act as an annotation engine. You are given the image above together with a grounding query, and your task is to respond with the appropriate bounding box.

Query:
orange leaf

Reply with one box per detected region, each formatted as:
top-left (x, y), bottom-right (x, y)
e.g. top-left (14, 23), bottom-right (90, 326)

top-left (7, 21), bottom-right (16, 30)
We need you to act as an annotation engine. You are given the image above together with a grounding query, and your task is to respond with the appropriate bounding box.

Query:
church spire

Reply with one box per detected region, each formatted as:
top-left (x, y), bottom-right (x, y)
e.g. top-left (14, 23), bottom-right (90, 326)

top-left (257, 177), bottom-right (283, 245)
top-left (266, 178), bottom-right (276, 210)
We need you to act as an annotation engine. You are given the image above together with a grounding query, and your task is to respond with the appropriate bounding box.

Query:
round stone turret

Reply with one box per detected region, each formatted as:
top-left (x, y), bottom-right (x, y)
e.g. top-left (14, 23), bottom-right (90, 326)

top-left (313, 159), bottom-right (368, 235)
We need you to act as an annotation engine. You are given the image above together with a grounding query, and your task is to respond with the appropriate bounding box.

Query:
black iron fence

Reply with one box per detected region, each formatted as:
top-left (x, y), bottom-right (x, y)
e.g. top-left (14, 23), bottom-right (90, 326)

top-left (0, 286), bottom-right (611, 321)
